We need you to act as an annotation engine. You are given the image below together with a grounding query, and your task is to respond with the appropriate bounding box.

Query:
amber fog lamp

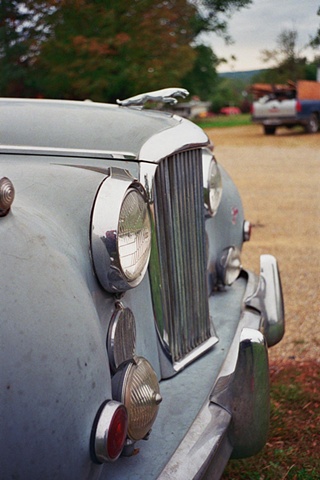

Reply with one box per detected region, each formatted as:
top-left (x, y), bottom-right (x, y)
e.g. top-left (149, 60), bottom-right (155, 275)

top-left (112, 357), bottom-right (162, 442)
top-left (217, 246), bottom-right (242, 286)
top-left (91, 168), bottom-right (152, 292)
top-left (202, 151), bottom-right (222, 217)
top-left (93, 401), bottom-right (128, 463)
top-left (107, 304), bottom-right (136, 372)
top-left (0, 177), bottom-right (15, 216)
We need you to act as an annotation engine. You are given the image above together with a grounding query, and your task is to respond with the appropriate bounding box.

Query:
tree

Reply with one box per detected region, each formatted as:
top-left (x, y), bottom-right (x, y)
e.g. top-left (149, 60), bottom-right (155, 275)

top-left (0, 0), bottom-right (253, 100)
top-left (310, 6), bottom-right (320, 48)
top-left (182, 44), bottom-right (219, 98)
top-left (259, 29), bottom-right (308, 83)
top-left (190, 0), bottom-right (252, 41)
top-left (0, 1), bottom-right (34, 96)
top-left (20, 0), bottom-right (200, 101)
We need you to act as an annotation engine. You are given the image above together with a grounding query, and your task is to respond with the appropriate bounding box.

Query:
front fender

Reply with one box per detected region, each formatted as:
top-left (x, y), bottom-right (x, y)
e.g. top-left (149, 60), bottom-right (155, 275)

top-left (0, 160), bottom-right (114, 479)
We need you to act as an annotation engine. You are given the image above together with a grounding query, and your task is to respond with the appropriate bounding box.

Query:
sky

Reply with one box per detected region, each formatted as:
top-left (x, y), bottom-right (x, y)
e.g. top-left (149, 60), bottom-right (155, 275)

top-left (203, 0), bottom-right (319, 72)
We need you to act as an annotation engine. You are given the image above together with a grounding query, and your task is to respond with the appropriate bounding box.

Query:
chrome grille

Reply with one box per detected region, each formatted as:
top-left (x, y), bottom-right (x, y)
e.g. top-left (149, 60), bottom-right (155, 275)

top-left (152, 149), bottom-right (212, 365)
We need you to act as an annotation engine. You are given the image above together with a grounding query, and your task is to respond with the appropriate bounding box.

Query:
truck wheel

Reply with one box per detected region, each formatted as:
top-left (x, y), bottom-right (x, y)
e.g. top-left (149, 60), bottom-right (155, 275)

top-left (263, 125), bottom-right (276, 135)
top-left (305, 114), bottom-right (319, 134)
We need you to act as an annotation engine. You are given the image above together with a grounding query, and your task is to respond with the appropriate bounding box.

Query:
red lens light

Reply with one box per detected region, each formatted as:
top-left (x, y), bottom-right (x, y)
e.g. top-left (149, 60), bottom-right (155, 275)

top-left (107, 406), bottom-right (128, 461)
top-left (93, 401), bottom-right (128, 463)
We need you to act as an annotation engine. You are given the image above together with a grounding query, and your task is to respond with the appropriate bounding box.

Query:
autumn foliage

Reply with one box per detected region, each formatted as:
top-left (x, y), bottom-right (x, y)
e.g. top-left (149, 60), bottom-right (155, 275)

top-left (0, 0), bottom-right (252, 101)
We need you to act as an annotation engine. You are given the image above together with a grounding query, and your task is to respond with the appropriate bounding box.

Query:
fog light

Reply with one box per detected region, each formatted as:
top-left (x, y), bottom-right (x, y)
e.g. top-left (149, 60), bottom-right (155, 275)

top-left (217, 246), bottom-right (242, 286)
top-left (112, 357), bottom-right (162, 441)
top-left (107, 303), bottom-right (136, 372)
top-left (0, 177), bottom-right (15, 216)
top-left (92, 401), bottom-right (128, 463)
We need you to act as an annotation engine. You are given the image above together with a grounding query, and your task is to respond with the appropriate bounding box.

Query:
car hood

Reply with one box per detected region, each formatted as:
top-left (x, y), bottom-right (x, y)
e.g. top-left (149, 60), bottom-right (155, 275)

top-left (0, 98), bottom-right (208, 162)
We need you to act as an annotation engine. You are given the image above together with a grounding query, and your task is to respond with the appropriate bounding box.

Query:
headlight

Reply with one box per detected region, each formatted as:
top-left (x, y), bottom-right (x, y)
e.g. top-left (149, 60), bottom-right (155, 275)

top-left (91, 168), bottom-right (151, 292)
top-left (112, 357), bottom-right (162, 442)
top-left (118, 187), bottom-right (150, 282)
top-left (203, 150), bottom-right (222, 216)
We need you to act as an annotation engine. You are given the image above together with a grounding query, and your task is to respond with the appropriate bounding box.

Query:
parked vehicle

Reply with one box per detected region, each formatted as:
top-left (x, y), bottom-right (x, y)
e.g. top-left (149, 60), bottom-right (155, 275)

top-left (0, 89), bottom-right (284, 480)
top-left (251, 80), bottom-right (320, 135)
top-left (220, 106), bottom-right (241, 115)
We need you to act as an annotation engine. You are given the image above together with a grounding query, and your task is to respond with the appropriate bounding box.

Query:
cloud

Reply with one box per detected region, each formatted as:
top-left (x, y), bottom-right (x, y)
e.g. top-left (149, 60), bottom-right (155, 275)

top-left (204, 0), bottom-right (319, 71)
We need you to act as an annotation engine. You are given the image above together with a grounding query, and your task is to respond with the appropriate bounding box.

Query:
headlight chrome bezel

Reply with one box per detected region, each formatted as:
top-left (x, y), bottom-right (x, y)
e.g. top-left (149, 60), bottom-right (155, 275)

top-left (91, 168), bottom-right (151, 293)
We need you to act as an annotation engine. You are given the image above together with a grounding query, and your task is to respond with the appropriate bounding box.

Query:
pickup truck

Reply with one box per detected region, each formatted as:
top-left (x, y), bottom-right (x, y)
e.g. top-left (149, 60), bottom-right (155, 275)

top-left (251, 80), bottom-right (320, 135)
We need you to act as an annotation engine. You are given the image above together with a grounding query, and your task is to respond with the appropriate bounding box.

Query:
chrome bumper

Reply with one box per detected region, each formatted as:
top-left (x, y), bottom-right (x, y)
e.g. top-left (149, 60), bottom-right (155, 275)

top-left (246, 254), bottom-right (285, 347)
top-left (158, 255), bottom-right (284, 480)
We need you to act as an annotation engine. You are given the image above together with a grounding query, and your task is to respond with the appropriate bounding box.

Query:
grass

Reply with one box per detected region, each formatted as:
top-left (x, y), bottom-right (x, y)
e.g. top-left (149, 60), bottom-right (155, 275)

top-left (221, 360), bottom-right (320, 479)
top-left (194, 114), bottom-right (251, 129)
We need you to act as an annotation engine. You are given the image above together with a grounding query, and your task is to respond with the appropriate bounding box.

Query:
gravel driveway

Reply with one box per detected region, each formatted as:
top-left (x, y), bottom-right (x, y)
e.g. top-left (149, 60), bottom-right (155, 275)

top-left (205, 125), bottom-right (320, 362)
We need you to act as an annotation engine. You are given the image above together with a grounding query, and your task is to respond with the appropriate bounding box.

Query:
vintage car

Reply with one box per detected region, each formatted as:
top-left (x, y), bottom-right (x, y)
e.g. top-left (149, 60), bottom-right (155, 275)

top-left (0, 89), bottom-right (284, 480)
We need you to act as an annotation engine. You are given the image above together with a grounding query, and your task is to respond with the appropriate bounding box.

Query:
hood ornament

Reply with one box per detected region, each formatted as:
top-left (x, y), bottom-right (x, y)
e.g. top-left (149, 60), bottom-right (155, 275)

top-left (117, 88), bottom-right (189, 107)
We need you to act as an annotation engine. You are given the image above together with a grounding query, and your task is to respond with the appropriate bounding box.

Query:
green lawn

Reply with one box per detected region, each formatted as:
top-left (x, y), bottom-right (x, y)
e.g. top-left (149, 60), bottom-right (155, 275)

top-left (194, 114), bottom-right (251, 129)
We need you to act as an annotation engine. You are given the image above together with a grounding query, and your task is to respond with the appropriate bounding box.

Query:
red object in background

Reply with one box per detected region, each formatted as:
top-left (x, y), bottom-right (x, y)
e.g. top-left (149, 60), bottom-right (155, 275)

top-left (220, 106), bottom-right (241, 115)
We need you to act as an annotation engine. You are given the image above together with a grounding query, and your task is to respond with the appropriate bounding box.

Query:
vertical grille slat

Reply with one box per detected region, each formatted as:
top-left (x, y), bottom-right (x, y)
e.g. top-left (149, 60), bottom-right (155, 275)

top-left (152, 149), bottom-right (213, 365)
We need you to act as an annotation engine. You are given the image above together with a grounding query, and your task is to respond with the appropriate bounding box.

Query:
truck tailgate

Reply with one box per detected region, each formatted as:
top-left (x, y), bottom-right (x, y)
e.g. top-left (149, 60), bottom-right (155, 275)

top-left (253, 98), bottom-right (296, 119)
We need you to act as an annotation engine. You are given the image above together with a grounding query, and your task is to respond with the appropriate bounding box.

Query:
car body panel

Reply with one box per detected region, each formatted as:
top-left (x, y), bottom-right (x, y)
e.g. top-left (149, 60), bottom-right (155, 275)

top-left (0, 97), bottom-right (284, 480)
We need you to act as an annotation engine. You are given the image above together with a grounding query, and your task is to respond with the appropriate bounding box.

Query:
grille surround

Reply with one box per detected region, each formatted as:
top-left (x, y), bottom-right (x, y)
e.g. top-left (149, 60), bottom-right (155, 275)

top-left (149, 149), bottom-right (218, 370)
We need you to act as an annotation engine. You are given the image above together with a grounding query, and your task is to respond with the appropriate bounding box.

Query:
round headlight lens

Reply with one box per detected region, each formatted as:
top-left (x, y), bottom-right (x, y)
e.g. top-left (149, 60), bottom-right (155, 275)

top-left (112, 357), bottom-right (162, 442)
top-left (118, 188), bottom-right (151, 282)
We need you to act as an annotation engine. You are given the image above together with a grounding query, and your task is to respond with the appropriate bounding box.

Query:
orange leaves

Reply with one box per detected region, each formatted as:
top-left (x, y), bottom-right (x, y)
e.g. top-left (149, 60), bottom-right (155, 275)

top-left (72, 33), bottom-right (130, 56)
top-left (72, 35), bottom-right (114, 56)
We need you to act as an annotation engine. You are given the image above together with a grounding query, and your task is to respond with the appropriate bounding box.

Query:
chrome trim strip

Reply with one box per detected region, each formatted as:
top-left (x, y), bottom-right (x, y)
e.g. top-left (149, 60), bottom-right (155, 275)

top-left (0, 145), bottom-right (136, 160)
top-left (172, 335), bottom-right (219, 372)
top-left (158, 403), bottom-right (232, 480)
top-left (139, 118), bottom-right (209, 162)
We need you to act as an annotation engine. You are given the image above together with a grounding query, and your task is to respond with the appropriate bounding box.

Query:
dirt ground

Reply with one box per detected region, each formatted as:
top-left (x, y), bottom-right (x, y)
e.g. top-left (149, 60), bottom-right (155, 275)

top-left (205, 124), bottom-right (320, 363)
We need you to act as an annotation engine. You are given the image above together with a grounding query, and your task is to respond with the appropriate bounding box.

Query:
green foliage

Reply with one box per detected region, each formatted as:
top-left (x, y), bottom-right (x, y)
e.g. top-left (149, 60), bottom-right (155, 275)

top-left (182, 44), bottom-right (219, 99)
top-left (196, 113), bottom-right (250, 128)
top-left (0, 0), bottom-right (36, 96)
top-left (194, 0), bottom-right (253, 41)
top-left (252, 61), bottom-right (319, 85)
top-left (33, 0), bottom-right (199, 101)
top-left (259, 29), bottom-right (308, 83)
top-left (0, 0), bottom-right (254, 100)
top-left (255, 27), bottom-right (320, 84)
top-left (209, 77), bottom-right (249, 112)
top-left (310, 6), bottom-right (320, 48)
